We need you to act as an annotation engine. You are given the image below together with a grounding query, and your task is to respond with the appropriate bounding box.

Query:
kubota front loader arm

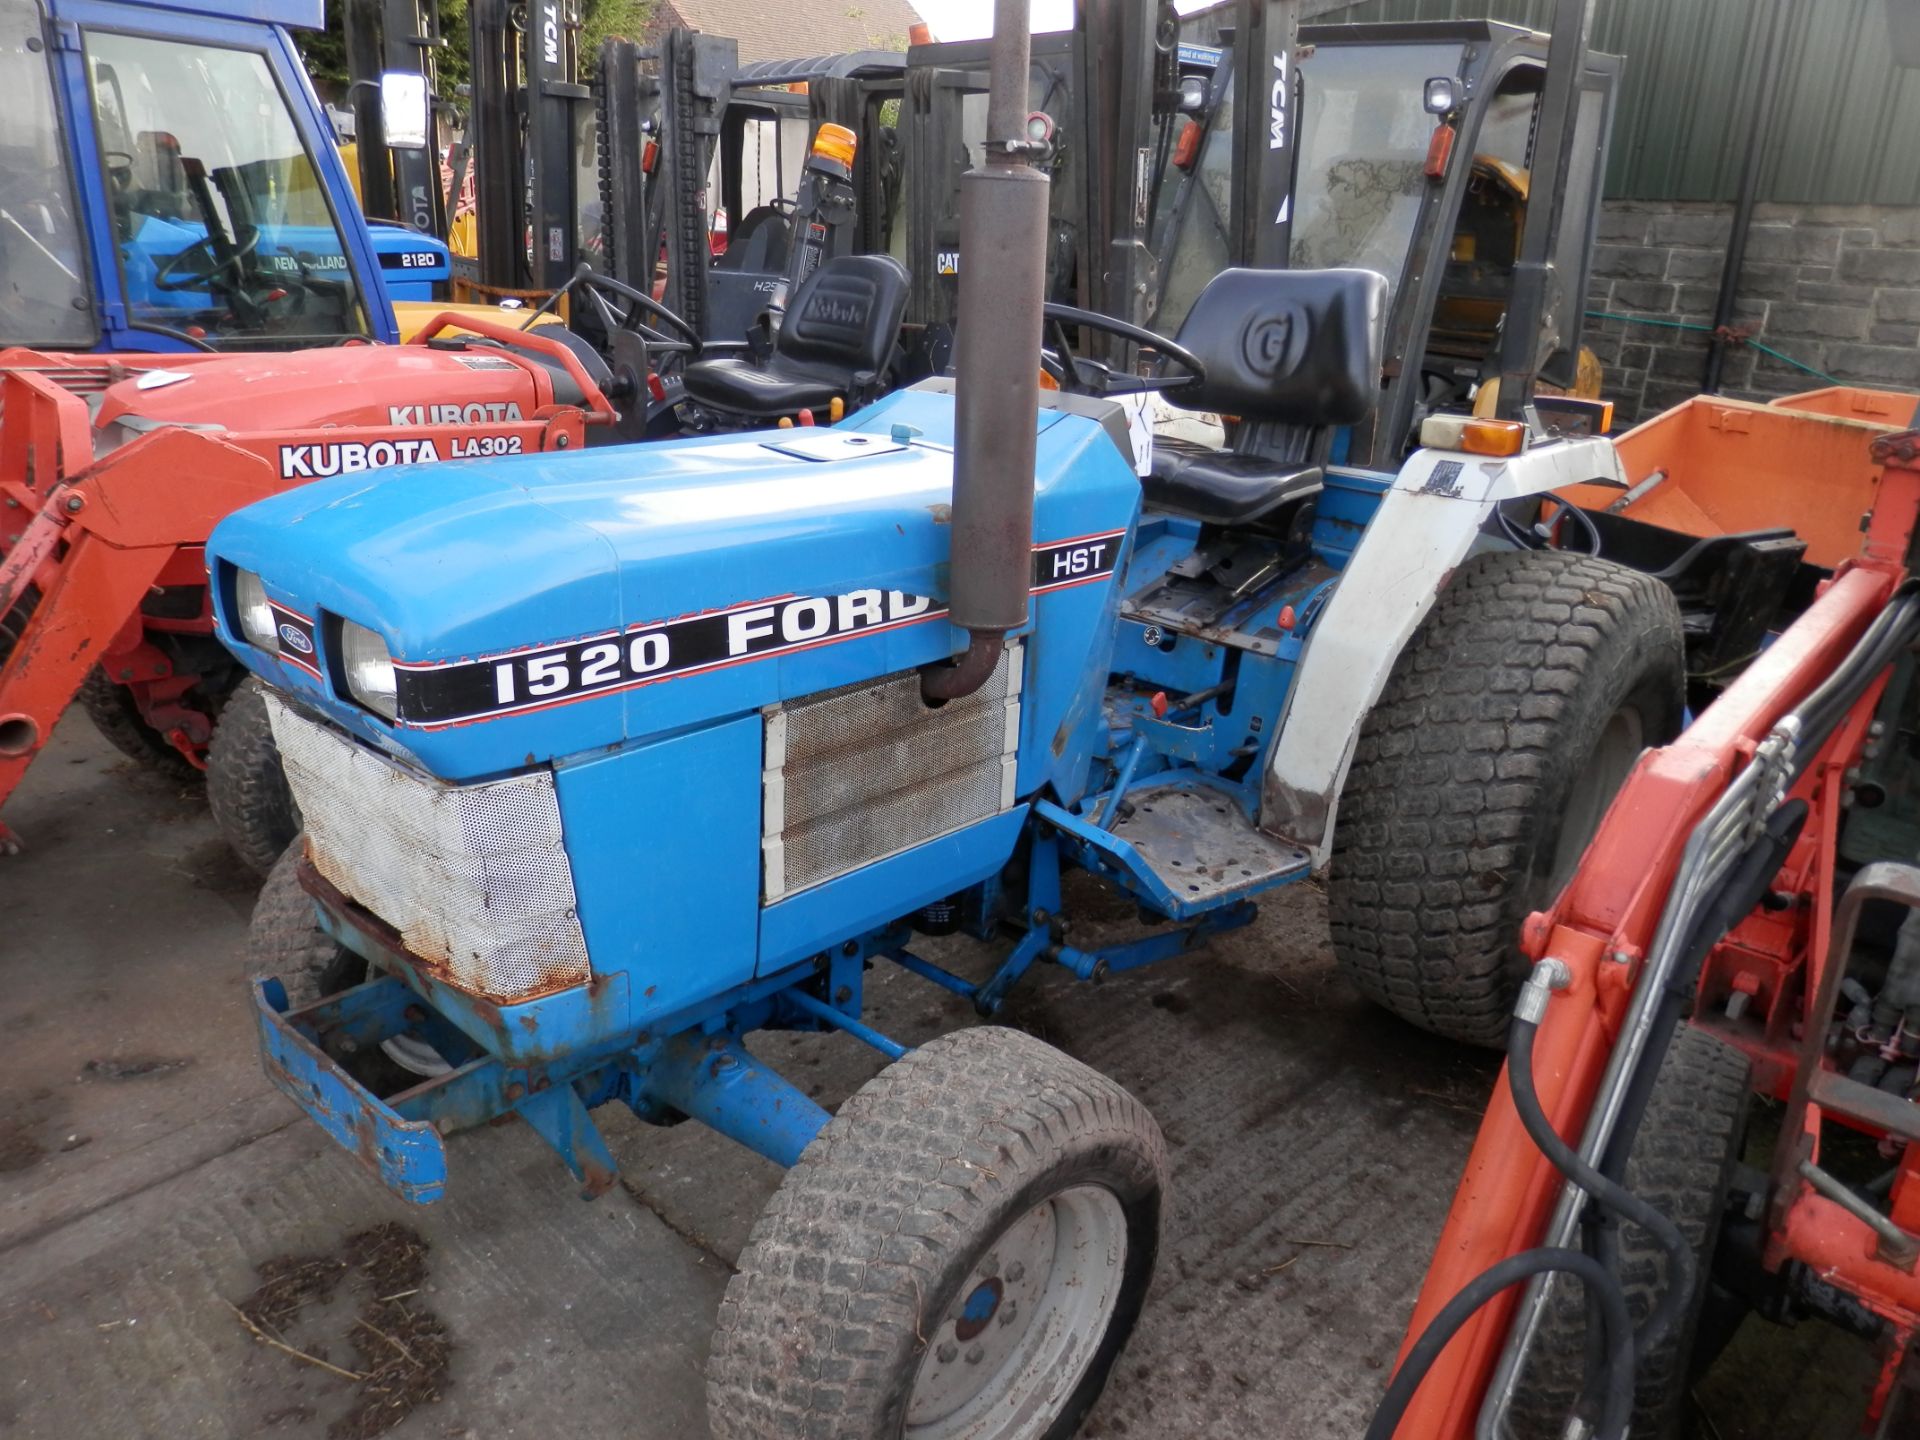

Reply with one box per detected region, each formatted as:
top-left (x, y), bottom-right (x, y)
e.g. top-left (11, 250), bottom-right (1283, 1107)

top-left (0, 374), bottom-right (277, 851)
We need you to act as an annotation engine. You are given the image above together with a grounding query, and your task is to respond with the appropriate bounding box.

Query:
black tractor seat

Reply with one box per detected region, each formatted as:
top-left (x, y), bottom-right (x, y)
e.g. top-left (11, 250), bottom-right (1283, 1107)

top-left (683, 253), bottom-right (909, 419)
top-left (1147, 442), bottom-right (1322, 528)
top-left (1142, 266), bottom-right (1387, 528)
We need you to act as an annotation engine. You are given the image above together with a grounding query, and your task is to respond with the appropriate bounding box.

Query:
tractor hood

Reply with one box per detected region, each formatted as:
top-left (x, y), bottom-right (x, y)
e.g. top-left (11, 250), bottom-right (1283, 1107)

top-left (92, 341), bottom-right (562, 440)
top-left (208, 386), bottom-right (1141, 781)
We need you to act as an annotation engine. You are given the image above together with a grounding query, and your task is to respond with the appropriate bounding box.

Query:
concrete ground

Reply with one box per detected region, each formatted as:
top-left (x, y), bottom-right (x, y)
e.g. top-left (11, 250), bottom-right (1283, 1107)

top-left (0, 719), bottom-right (1879, 1439)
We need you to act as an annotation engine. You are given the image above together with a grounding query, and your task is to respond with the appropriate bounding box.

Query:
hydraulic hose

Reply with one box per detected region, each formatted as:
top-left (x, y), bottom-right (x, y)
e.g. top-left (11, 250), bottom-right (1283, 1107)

top-left (1507, 1015), bottom-right (1696, 1363)
top-left (1367, 1001), bottom-right (1687, 1440)
top-left (1785, 583), bottom-right (1920, 784)
top-left (1363, 1248), bottom-right (1635, 1440)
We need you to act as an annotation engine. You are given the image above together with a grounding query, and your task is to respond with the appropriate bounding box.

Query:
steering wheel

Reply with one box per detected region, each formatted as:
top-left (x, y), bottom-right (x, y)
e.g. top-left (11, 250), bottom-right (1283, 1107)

top-left (1039, 302), bottom-right (1204, 397)
top-left (154, 229), bottom-right (261, 292)
top-left (1496, 494), bottom-right (1602, 558)
top-left (526, 264), bottom-right (703, 356)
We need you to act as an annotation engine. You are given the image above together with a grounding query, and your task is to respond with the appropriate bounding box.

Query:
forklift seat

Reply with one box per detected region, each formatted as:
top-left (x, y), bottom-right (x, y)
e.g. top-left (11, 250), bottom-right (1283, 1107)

top-left (682, 254), bottom-right (909, 418)
top-left (715, 206), bottom-right (790, 274)
top-left (1144, 267), bottom-right (1387, 526)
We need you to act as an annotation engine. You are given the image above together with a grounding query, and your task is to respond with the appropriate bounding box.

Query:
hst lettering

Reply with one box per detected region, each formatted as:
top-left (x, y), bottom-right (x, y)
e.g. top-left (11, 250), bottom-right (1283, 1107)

top-left (726, 590), bottom-right (932, 657)
top-left (387, 402), bottom-right (526, 425)
top-left (1050, 541), bottom-right (1113, 580)
top-left (279, 438), bottom-right (443, 479)
top-left (448, 434), bottom-right (523, 458)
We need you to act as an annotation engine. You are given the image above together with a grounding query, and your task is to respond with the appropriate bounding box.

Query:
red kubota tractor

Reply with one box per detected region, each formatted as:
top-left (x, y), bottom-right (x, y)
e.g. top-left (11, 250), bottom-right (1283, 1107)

top-left (1370, 393), bottom-right (1920, 1437)
top-left (0, 295), bottom-right (696, 863)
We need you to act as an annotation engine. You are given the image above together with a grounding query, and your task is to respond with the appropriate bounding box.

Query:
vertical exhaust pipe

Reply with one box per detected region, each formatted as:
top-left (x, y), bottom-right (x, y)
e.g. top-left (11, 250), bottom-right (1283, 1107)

top-left (921, 0), bottom-right (1049, 703)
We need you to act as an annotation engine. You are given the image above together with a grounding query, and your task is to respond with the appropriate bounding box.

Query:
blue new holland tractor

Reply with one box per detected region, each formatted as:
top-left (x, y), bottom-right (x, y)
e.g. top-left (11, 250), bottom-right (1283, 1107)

top-left (214, 1), bottom-right (1683, 1433)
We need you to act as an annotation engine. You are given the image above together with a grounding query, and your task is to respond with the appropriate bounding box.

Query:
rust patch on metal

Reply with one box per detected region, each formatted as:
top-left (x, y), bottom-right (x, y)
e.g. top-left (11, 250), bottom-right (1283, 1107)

top-left (578, 1158), bottom-right (617, 1199)
top-left (297, 861), bottom-right (579, 1010)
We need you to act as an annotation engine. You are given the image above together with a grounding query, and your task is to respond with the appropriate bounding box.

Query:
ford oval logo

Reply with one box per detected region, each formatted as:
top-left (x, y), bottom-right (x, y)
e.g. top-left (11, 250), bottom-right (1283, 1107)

top-left (278, 623), bottom-right (314, 655)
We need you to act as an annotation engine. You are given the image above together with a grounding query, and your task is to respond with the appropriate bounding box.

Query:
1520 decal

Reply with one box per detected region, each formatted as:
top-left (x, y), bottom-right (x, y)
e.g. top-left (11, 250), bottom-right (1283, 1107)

top-left (390, 531), bottom-right (1125, 727)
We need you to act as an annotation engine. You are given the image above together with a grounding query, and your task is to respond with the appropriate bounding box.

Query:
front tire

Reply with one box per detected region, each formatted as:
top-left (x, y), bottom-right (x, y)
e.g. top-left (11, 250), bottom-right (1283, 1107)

top-left (1508, 1025), bottom-right (1751, 1438)
top-left (248, 839), bottom-right (364, 1005)
top-left (1329, 549), bottom-right (1684, 1046)
top-left (78, 668), bottom-right (199, 781)
top-left (207, 677), bottom-right (299, 877)
top-left (708, 1027), bottom-right (1168, 1440)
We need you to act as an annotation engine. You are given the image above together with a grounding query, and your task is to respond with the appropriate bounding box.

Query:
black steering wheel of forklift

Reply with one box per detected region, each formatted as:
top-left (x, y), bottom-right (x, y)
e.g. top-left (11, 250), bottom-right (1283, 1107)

top-left (1495, 493), bottom-right (1603, 558)
top-left (524, 264), bottom-right (703, 357)
top-left (1040, 301), bottom-right (1205, 398)
top-left (153, 227), bottom-right (262, 292)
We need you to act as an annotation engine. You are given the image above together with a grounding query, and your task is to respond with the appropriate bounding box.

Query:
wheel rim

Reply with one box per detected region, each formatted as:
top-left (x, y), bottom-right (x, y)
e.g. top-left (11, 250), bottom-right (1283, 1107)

top-left (379, 1034), bottom-right (452, 1078)
top-left (905, 1184), bottom-right (1128, 1440)
top-left (1547, 704), bottom-right (1645, 895)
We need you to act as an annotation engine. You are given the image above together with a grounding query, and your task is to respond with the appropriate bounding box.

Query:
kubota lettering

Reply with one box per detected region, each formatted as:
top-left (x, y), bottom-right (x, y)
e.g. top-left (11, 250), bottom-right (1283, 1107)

top-left (279, 439), bottom-right (444, 479)
top-left (388, 402), bottom-right (526, 425)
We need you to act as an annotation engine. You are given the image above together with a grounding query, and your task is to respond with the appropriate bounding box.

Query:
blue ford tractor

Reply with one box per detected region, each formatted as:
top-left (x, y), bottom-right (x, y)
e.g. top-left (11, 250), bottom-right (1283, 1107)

top-left (213, 1), bottom-right (1681, 1433)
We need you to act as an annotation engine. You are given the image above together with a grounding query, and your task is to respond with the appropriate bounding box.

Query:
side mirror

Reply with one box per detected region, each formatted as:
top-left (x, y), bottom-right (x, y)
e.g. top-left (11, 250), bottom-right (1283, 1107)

top-left (1423, 76), bottom-right (1458, 115)
top-left (380, 72), bottom-right (429, 150)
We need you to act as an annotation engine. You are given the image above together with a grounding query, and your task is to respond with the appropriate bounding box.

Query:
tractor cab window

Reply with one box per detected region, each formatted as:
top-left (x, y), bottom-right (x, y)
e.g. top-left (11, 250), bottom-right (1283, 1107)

top-left (1288, 41), bottom-right (1466, 304)
top-left (0, 0), bottom-right (92, 345)
top-left (1152, 67), bottom-right (1233, 333)
top-left (1425, 66), bottom-right (1545, 406)
top-left (83, 30), bottom-right (370, 347)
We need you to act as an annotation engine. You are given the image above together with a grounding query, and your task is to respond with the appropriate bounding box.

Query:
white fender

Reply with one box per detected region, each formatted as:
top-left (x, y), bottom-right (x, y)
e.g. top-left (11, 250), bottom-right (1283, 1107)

top-left (1261, 436), bottom-right (1629, 868)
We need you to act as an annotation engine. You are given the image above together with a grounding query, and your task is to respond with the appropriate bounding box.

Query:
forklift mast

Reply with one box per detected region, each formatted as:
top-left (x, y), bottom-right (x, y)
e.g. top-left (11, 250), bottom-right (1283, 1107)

top-left (454, 0), bottom-right (589, 295)
top-left (344, 0), bottom-right (449, 237)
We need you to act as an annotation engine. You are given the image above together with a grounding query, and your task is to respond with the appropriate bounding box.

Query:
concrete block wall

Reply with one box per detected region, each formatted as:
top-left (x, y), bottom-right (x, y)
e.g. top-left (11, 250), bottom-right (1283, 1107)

top-left (1584, 201), bottom-right (1920, 424)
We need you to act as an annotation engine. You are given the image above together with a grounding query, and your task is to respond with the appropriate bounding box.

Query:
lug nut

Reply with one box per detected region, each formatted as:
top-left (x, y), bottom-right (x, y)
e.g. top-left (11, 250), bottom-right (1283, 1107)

top-left (936, 1341), bottom-right (958, 1364)
top-left (997, 1301), bottom-right (1018, 1327)
top-left (965, 1345), bottom-right (984, 1365)
top-left (979, 1254), bottom-right (999, 1277)
top-left (1005, 1261), bottom-right (1025, 1283)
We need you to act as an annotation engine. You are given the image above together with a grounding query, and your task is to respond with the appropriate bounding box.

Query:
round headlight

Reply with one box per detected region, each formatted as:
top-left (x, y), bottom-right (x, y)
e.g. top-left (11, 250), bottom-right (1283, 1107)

top-left (341, 620), bottom-right (398, 721)
top-left (235, 569), bottom-right (280, 653)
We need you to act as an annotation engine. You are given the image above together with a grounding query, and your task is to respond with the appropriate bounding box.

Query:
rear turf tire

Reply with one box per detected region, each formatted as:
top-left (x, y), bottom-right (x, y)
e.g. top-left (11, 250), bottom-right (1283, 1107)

top-left (707, 1026), bottom-right (1167, 1440)
top-left (1508, 1025), bottom-right (1751, 1439)
top-left (1329, 549), bottom-right (1684, 1047)
top-left (78, 667), bottom-right (200, 781)
top-left (207, 677), bottom-right (300, 878)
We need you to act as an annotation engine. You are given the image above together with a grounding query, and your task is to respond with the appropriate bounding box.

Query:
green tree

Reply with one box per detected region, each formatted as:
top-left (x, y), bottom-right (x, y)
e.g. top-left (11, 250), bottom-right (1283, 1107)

top-left (297, 0), bottom-right (651, 104)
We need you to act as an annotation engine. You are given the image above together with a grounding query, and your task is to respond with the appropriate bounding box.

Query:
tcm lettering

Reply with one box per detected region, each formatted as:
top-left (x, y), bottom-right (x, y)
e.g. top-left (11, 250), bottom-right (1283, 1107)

top-left (727, 590), bottom-right (933, 656)
top-left (1268, 52), bottom-right (1290, 150)
top-left (541, 1), bottom-right (559, 64)
top-left (388, 402), bottom-right (525, 425)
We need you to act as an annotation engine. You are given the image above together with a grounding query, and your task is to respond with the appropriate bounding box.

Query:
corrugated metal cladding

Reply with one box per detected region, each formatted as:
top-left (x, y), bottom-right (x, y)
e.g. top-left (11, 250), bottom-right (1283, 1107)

top-left (1302, 0), bottom-right (1920, 204)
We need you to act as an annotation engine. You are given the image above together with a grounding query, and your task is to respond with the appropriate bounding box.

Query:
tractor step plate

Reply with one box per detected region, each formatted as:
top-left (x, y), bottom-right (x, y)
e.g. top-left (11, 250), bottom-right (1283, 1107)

top-left (1110, 784), bottom-right (1310, 906)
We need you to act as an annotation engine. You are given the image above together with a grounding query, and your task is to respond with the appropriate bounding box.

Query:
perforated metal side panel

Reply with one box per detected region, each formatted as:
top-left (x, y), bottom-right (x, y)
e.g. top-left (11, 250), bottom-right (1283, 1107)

top-left (266, 696), bottom-right (590, 999)
top-left (762, 644), bottom-right (1022, 900)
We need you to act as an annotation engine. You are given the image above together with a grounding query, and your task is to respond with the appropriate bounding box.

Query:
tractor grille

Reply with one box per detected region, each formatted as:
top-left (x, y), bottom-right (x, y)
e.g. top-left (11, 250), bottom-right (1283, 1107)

top-left (762, 643), bottom-right (1021, 900)
top-left (266, 696), bottom-right (590, 999)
